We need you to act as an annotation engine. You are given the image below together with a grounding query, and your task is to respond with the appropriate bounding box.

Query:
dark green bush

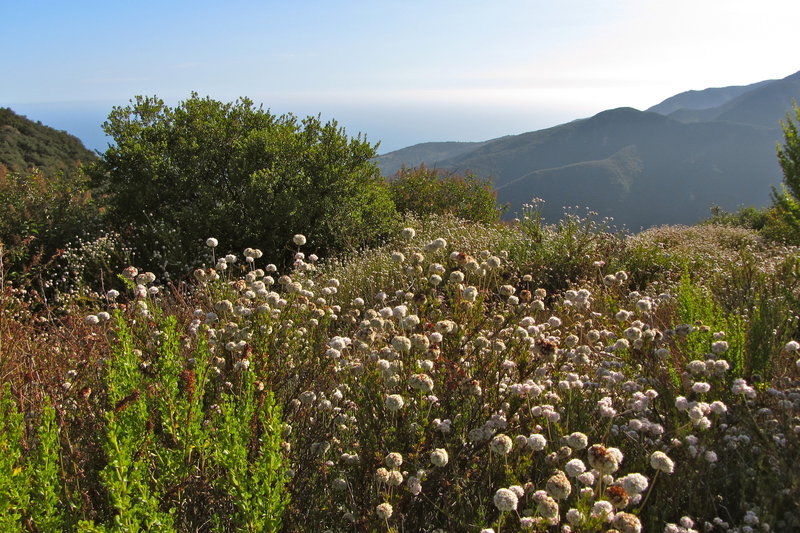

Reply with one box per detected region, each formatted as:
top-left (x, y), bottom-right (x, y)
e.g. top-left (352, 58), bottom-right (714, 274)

top-left (89, 94), bottom-right (398, 276)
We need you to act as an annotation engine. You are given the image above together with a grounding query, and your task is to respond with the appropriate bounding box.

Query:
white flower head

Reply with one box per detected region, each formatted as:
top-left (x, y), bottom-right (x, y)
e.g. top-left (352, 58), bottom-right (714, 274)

top-left (493, 488), bottom-right (518, 512)
top-left (430, 448), bottom-right (449, 467)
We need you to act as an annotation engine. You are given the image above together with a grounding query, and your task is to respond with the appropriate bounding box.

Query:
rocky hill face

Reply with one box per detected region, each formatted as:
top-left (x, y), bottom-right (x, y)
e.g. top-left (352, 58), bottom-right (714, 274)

top-left (376, 71), bottom-right (799, 229)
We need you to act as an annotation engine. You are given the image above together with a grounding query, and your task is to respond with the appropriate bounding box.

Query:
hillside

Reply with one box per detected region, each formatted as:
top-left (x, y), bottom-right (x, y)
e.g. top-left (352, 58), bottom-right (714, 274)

top-left (376, 71), bottom-right (800, 229)
top-left (0, 107), bottom-right (96, 174)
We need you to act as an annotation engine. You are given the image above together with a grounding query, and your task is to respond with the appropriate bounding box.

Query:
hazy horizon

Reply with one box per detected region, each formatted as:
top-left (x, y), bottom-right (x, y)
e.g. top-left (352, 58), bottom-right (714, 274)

top-left (4, 0), bottom-right (799, 154)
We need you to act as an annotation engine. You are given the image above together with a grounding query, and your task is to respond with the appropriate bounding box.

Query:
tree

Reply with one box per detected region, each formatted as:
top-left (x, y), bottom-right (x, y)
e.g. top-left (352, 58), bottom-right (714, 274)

top-left (89, 94), bottom-right (397, 274)
top-left (771, 102), bottom-right (800, 241)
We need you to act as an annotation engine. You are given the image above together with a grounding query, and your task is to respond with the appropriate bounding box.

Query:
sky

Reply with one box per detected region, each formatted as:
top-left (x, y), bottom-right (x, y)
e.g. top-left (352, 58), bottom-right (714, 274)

top-left (3, 0), bottom-right (799, 153)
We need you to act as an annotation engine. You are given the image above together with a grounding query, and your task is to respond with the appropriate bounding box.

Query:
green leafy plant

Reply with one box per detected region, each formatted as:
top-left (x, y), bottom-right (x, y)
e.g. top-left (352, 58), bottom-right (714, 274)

top-left (89, 94), bottom-right (398, 274)
top-left (387, 164), bottom-right (503, 223)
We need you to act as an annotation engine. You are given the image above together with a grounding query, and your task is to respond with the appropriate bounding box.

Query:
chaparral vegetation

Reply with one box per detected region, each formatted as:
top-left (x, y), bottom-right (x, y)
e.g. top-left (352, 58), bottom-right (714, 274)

top-left (1, 96), bottom-right (800, 532)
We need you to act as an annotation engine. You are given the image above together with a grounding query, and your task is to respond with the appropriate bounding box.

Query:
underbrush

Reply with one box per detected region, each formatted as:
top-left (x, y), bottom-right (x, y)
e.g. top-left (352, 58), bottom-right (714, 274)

top-left (1, 214), bottom-right (799, 532)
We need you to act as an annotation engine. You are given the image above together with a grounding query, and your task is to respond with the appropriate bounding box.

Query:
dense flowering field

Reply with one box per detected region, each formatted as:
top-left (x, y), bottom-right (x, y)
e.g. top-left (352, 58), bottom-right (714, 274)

top-left (1, 212), bottom-right (799, 532)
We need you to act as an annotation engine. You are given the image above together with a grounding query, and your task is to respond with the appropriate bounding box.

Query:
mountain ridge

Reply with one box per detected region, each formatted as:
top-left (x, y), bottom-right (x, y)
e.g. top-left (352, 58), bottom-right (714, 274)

top-left (376, 70), bottom-right (800, 229)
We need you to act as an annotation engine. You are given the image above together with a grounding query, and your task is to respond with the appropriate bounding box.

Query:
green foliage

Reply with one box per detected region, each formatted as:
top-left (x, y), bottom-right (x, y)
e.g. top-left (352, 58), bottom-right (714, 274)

top-left (0, 167), bottom-right (102, 281)
top-left (705, 204), bottom-right (771, 230)
top-left (100, 313), bottom-right (175, 531)
top-left (510, 201), bottom-right (622, 293)
top-left (89, 94), bottom-right (398, 275)
top-left (771, 102), bottom-right (800, 242)
top-left (211, 377), bottom-right (289, 532)
top-left (675, 270), bottom-right (746, 375)
top-left (29, 402), bottom-right (66, 532)
top-left (0, 108), bottom-right (96, 175)
top-left (0, 385), bottom-right (28, 531)
top-left (387, 164), bottom-right (503, 223)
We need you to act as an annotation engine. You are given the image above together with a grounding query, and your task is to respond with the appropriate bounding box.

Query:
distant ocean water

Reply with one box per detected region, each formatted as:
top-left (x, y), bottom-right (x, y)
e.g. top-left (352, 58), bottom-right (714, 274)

top-left (6, 100), bottom-right (586, 155)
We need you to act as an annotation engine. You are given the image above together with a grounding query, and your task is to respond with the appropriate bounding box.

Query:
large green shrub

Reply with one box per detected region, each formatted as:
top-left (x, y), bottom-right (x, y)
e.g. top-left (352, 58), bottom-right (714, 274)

top-left (387, 164), bottom-right (502, 223)
top-left (89, 94), bottom-right (397, 275)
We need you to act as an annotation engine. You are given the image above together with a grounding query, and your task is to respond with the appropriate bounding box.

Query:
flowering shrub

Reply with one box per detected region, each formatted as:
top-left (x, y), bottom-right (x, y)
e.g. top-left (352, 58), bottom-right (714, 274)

top-left (1, 215), bottom-right (799, 531)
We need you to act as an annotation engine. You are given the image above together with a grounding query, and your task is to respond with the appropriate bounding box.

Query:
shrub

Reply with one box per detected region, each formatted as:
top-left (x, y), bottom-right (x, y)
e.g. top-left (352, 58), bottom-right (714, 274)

top-left (0, 165), bottom-right (101, 285)
top-left (89, 94), bottom-right (398, 276)
top-left (387, 164), bottom-right (502, 223)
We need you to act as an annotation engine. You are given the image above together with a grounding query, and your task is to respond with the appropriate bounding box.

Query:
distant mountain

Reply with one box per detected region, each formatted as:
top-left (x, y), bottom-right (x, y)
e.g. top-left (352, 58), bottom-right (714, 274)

top-left (377, 141), bottom-right (494, 176)
top-left (646, 79), bottom-right (774, 116)
top-left (376, 71), bottom-right (800, 229)
top-left (0, 107), bottom-right (96, 174)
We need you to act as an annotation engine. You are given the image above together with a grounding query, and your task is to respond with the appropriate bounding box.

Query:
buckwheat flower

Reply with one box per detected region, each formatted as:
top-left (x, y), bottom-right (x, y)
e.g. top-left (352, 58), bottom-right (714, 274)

top-left (430, 448), bottom-right (449, 467)
top-left (620, 473), bottom-right (649, 495)
top-left (385, 452), bottom-right (403, 469)
top-left (493, 488), bottom-right (518, 512)
top-left (449, 271), bottom-right (465, 283)
top-left (692, 382), bottom-right (711, 394)
top-left (687, 360), bottom-right (707, 375)
top-left (591, 500), bottom-right (614, 521)
top-left (375, 502), bottom-right (393, 520)
top-left (481, 529), bottom-right (496, 533)
top-left (429, 274), bottom-right (442, 286)
top-left (704, 450), bottom-right (718, 463)
top-left (528, 433), bottom-right (547, 451)
top-left (205, 237), bottom-right (218, 248)
top-left (577, 471), bottom-right (595, 486)
top-left (233, 359), bottom-right (250, 371)
top-left (613, 338), bottom-right (630, 351)
top-left (399, 227), bottom-right (416, 240)
top-left (499, 284), bottom-right (516, 297)
top-left (785, 340), bottom-right (800, 352)
top-left (292, 234), bottom-right (306, 246)
top-left (385, 394), bottom-right (405, 412)
top-left (409, 373), bottom-right (434, 393)
top-left (487, 255), bottom-right (501, 268)
top-left (606, 485), bottom-right (630, 509)
top-left (85, 314), bottom-right (100, 325)
top-left (588, 444), bottom-right (621, 474)
top-left (566, 508), bottom-right (582, 526)
top-left (548, 316), bottom-right (562, 328)
top-left (613, 512), bottom-right (642, 533)
top-left (711, 340), bottom-right (729, 354)
top-left (462, 286), bottom-right (478, 302)
top-left (537, 493), bottom-right (560, 521)
top-left (731, 378), bottom-right (757, 398)
top-left (565, 432), bottom-right (589, 450)
top-left (387, 470), bottom-right (403, 486)
top-left (407, 475), bottom-right (422, 495)
top-left (565, 458), bottom-right (587, 477)
top-left (392, 336), bottom-right (412, 353)
top-left (546, 470), bottom-right (572, 499)
top-left (490, 434), bottom-right (514, 455)
top-left (106, 289), bottom-right (120, 300)
top-left (649, 451), bottom-right (675, 473)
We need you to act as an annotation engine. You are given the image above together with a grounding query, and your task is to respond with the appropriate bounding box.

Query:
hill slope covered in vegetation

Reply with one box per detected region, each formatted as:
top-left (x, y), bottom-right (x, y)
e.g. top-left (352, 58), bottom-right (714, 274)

top-left (0, 107), bottom-right (96, 174)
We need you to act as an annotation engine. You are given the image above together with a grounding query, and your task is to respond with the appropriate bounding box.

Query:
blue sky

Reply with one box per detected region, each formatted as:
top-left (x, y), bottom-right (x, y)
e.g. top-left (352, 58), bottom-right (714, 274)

top-left (3, 0), bottom-right (799, 153)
